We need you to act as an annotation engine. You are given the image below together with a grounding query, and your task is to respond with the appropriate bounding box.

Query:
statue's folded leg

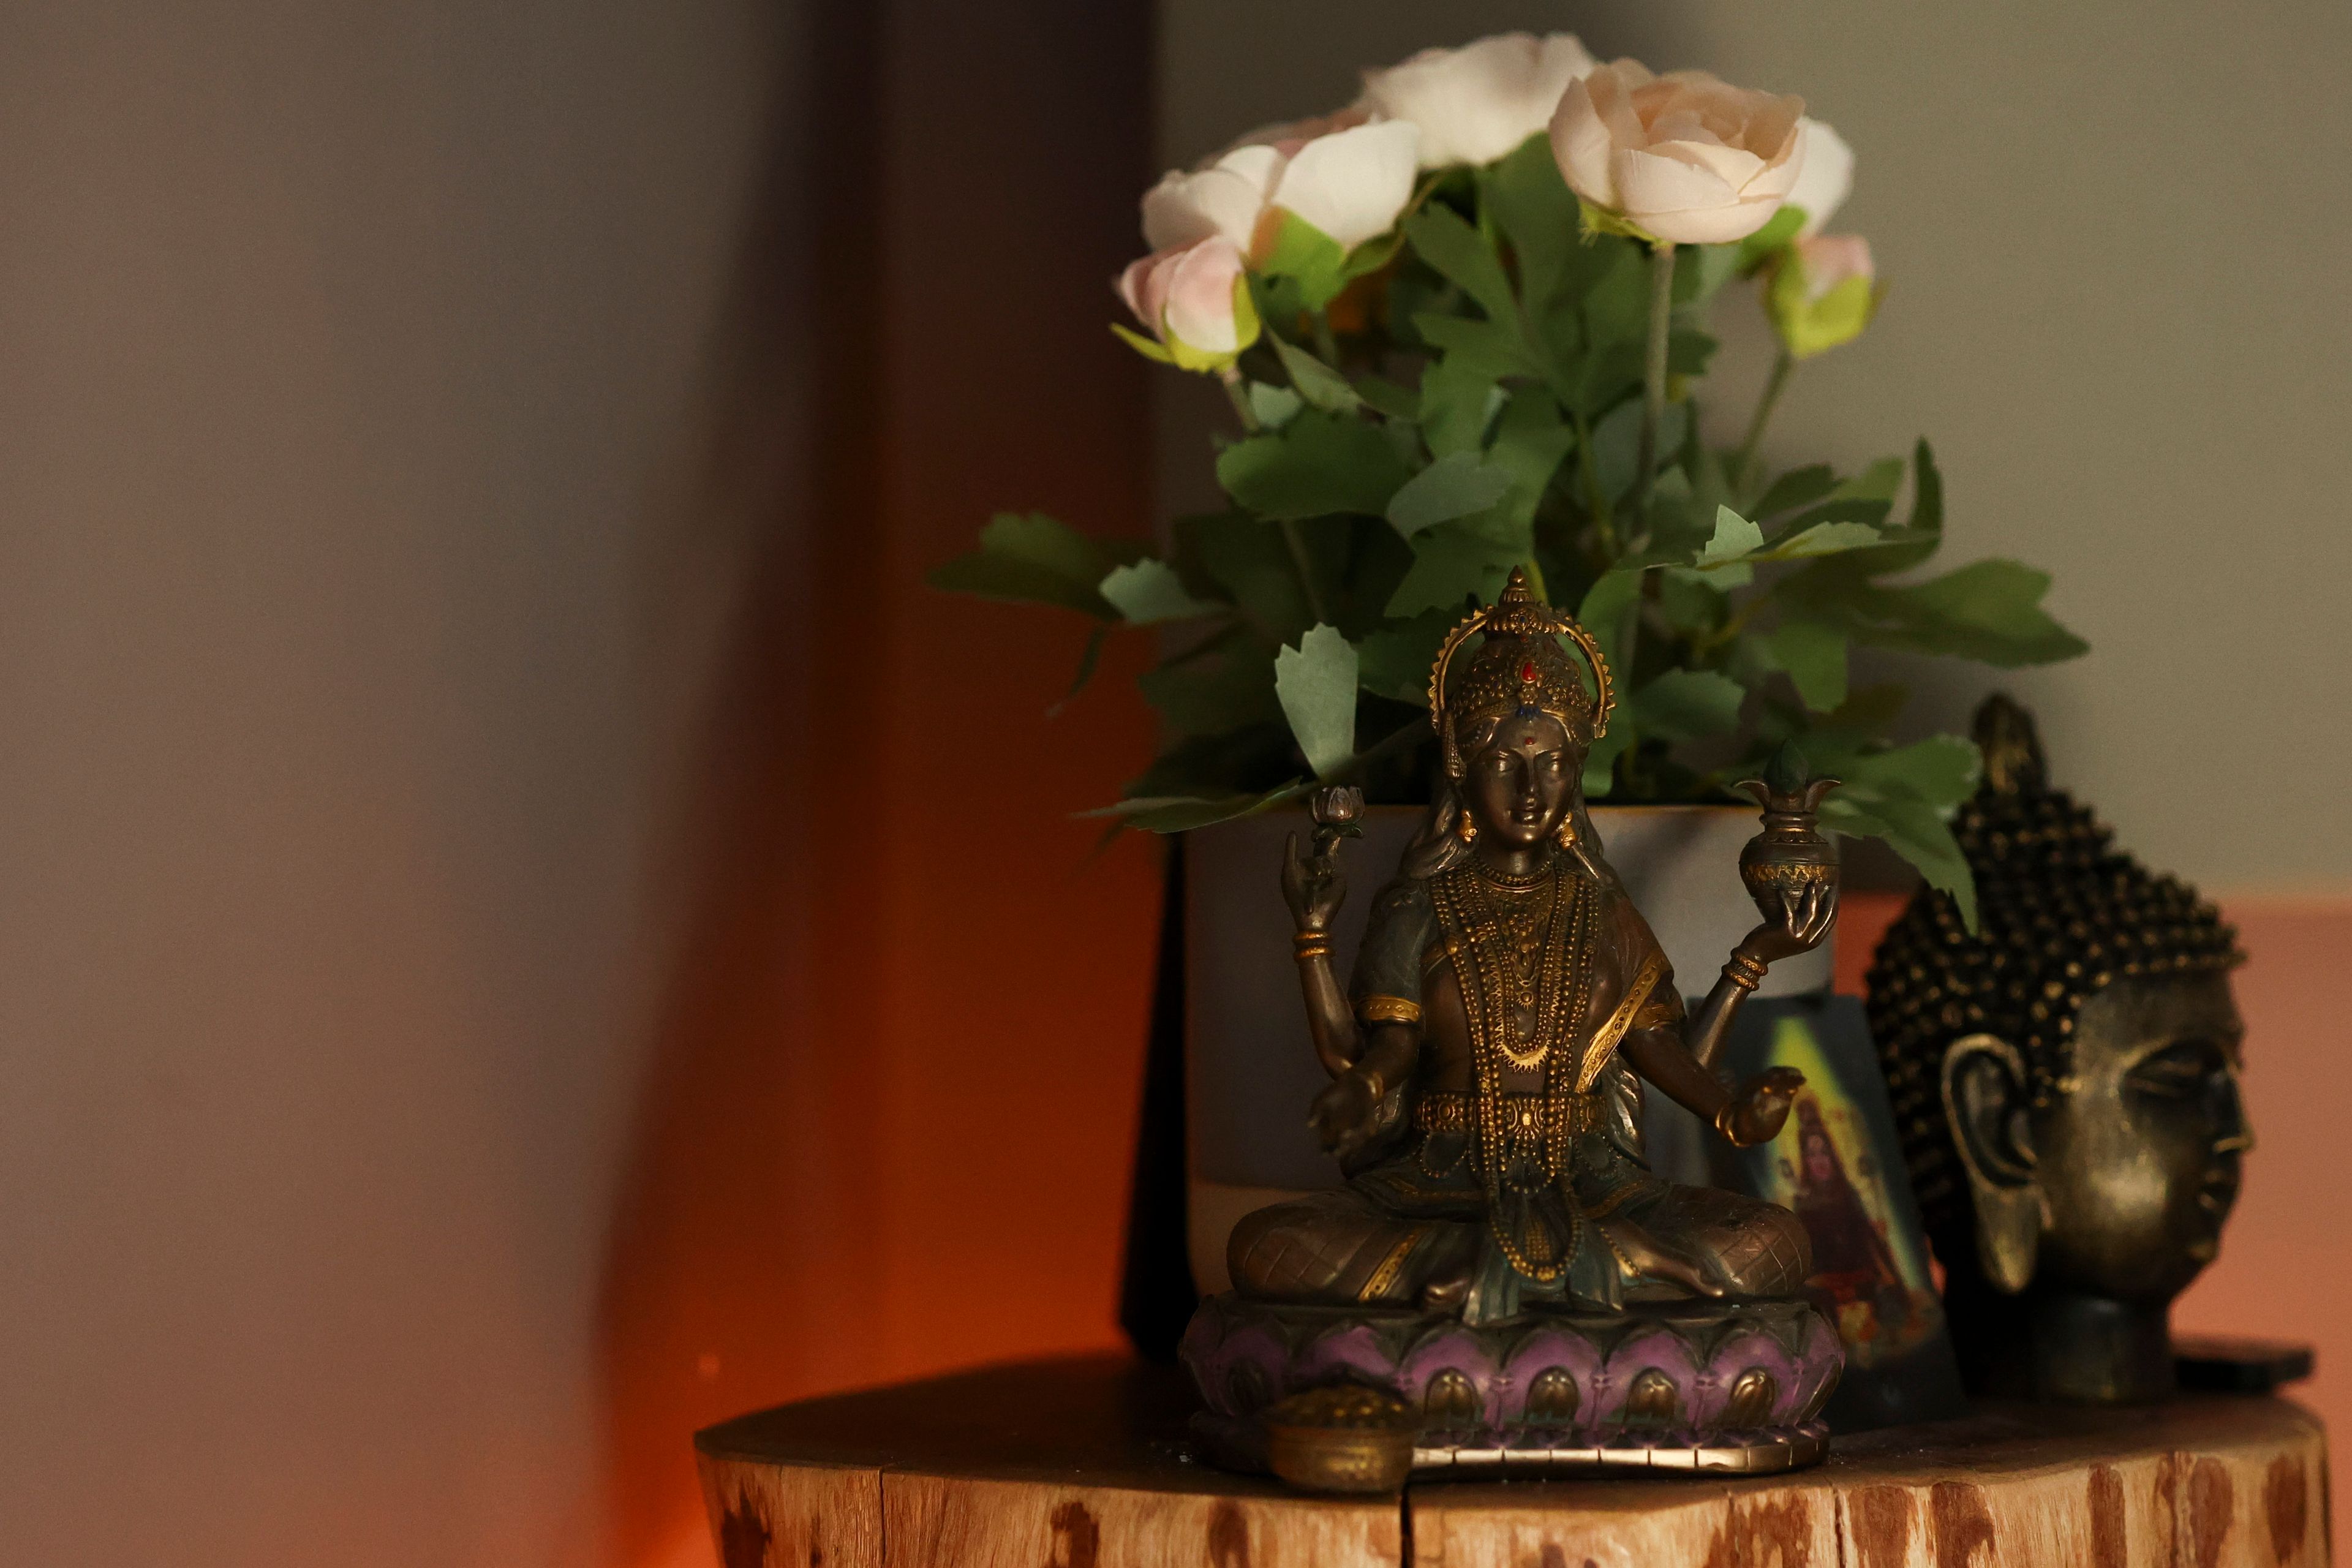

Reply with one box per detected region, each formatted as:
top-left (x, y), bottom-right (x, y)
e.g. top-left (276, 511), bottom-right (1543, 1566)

top-left (1611, 1183), bottom-right (1813, 1298)
top-left (1228, 1189), bottom-right (1477, 1308)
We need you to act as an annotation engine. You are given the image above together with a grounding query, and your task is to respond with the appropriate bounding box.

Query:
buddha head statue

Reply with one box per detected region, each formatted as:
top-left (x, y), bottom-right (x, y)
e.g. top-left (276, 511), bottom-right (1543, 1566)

top-left (1411, 568), bottom-right (1613, 864)
top-left (1866, 695), bottom-right (2249, 1401)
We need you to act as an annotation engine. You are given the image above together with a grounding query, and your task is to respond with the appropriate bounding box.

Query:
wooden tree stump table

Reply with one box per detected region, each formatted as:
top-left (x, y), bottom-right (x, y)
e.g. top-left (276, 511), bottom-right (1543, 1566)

top-left (696, 1354), bottom-right (2328, 1568)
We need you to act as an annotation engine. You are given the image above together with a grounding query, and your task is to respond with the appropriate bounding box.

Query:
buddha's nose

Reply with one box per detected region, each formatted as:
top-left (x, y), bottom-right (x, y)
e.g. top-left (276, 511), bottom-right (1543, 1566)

top-left (2210, 1071), bottom-right (2254, 1155)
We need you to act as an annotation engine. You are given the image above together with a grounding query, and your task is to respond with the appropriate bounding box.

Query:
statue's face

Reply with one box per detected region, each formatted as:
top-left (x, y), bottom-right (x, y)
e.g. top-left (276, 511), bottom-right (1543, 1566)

top-left (1461, 712), bottom-right (1580, 850)
top-left (2032, 971), bottom-right (2250, 1301)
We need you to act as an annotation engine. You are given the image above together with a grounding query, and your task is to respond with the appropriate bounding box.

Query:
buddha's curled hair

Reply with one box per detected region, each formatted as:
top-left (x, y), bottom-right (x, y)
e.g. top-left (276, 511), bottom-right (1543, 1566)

top-left (1863, 695), bottom-right (2242, 1248)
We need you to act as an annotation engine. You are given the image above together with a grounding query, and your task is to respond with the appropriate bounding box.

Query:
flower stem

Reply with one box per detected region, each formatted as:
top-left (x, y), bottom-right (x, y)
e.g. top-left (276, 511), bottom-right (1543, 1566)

top-left (1733, 348), bottom-right (1793, 497)
top-left (1218, 364), bottom-right (1261, 434)
top-left (1279, 521), bottom-right (1330, 627)
top-left (1631, 239), bottom-right (1676, 522)
top-left (1310, 308), bottom-right (1340, 365)
top-left (1223, 366), bottom-right (1330, 624)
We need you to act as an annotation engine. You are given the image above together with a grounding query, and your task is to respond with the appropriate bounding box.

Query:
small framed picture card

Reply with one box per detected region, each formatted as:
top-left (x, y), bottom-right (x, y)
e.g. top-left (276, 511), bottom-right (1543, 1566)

top-left (1709, 992), bottom-right (1968, 1431)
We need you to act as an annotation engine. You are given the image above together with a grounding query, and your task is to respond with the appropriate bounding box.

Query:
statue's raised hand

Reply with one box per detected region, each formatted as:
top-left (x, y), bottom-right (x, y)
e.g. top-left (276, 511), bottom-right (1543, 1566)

top-left (1282, 831), bottom-right (1346, 934)
top-left (1308, 1068), bottom-right (1382, 1158)
top-left (1723, 1066), bottom-right (1806, 1146)
top-left (1741, 881), bottom-right (1838, 965)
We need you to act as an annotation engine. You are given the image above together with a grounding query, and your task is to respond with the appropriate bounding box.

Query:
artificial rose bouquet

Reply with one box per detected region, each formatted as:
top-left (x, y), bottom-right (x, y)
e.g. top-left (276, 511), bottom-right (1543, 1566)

top-left (935, 32), bottom-right (2081, 921)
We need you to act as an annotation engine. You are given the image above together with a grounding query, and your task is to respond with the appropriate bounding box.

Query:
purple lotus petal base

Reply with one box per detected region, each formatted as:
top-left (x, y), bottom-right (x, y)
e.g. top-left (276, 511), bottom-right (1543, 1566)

top-left (1180, 1292), bottom-right (1843, 1479)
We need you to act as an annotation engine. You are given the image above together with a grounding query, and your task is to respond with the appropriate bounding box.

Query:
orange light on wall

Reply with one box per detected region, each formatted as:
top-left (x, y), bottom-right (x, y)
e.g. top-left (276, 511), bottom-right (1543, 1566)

top-left (592, 4), bottom-right (1158, 1564)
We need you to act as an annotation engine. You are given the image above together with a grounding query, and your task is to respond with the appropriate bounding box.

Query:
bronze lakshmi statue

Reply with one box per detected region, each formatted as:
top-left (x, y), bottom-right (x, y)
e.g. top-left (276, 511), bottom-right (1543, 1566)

top-left (1867, 695), bottom-right (2250, 1403)
top-left (1180, 571), bottom-right (1847, 1488)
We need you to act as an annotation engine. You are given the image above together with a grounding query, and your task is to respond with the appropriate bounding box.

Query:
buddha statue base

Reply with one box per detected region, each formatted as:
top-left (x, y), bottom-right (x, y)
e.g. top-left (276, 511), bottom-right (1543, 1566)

top-left (1180, 1292), bottom-right (1841, 1493)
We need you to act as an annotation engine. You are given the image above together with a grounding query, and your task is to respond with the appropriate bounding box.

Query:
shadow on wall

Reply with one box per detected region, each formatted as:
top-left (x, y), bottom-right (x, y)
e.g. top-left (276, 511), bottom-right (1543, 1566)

top-left (593, 2), bottom-right (1163, 1564)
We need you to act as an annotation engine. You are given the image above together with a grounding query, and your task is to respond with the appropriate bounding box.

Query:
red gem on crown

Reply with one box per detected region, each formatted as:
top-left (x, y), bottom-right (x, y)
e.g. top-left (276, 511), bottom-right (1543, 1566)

top-left (1520, 660), bottom-right (1537, 682)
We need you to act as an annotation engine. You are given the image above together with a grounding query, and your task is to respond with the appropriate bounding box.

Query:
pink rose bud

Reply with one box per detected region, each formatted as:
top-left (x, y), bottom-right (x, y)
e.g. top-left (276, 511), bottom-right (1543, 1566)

top-left (1112, 236), bottom-right (1261, 372)
top-left (1765, 233), bottom-right (1880, 360)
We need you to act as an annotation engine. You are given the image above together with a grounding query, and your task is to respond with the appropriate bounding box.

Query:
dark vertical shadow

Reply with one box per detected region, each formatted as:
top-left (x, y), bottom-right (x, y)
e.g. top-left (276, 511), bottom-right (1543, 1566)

top-left (592, 2), bottom-right (890, 1562)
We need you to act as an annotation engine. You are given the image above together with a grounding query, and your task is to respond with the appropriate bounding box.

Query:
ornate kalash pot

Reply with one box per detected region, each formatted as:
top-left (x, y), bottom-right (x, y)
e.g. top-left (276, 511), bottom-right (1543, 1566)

top-left (1735, 742), bottom-right (1841, 924)
top-left (1179, 571), bottom-right (1846, 1492)
top-left (1867, 696), bottom-right (2253, 1404)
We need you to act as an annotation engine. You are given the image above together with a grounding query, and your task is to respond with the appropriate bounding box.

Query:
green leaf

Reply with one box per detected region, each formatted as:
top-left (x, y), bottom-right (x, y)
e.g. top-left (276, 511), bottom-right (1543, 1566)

top-left (1413, 314), bottom-right (1541, 380)
top-left (1121, 725), bottom-right (1300, 807)
top-left (1697, 505), bottom-right (1765, 568)
top-left (1246, 382), bottom-right (1303, 429)
top-left (1482, 135), bottom-right (1579, 312)
top-left (1420, 352), bottom-right (1500, 459)
top-left (1655, 568), bottom-right (1728, 637)
top-left (1842, 734), bottom-right (1982, 810)
top-left (1575, 568), bottom-right (1644, 676)
top-left (1822, 789), bottom-right (1978, 932)
top-left (927, 511), bottom-right (1131, 617)
top-left (1759, 619), bottom-right (1848, 711)
top-left (1734, 205), bottom-right (1805, 275)
top-left (1274, 624), bottom-right (1359, 778)
top-left (1754, 464), bottom-right (1839, 519)
top-left (1632, 668), bottom-right (1746, 742)
top-left (1355, 375), bottom-right (1420, 420)
top-left (1766, 683), bottom-right (1912, 758)
top-left (1589, 397), bottom-right (1689, 503)
top-left (1386, 524), bottom-right (1518, 617)
top-left (1256, 209), bottom-right (1350, 307)
top-left (1387, 451), bottom-right (1515, 537)
top-left (1099, 559), bottom-right (1220, 624)
top-left (1583, 724), bottom-right (1635, 796)
top-left (1768, 519), bottom-right (1883, 559)
top-left (1109, 322), bottom-right (1175, 365)
top-left (1137, 625), bottom-right (1283, 736)
top-left (1046, 623), bottom-right (1112, 717)
top-left (1868, 439), bottom-right (1945, 575)
top-left (1216, 409), bottom-right (1412, 521)
top-left (1268, 336), bottom-right (1362, 413)
top-left (1355, 609), bottom-right (1455, 706)
top-left (1675, 243), bottom-right (1743, 308)
top-left (1836, 458), bottom-right (1906, 504)
top-left (1404, 205), bottom-right (1519, 329)
top-left (1804, 559), bottom-right (2090, 666)
top-left (1087, 782), bottom-right (1307, 834)
top-left (1483, 387), bottom-right (1577, 531)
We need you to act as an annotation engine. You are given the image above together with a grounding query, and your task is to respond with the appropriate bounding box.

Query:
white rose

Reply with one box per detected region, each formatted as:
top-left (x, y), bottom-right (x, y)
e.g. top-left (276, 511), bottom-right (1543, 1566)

top-left (1264, 119), bottom-right (1420, 251)
top-left (1549, 61), bottom-right (1806, 245)
top-left (1115, 236), bottom-right (1260, 369)
top-left (1141, 144), bottom-right (1283, 254)
top-left (1140, 119), bottom-right (1419, 260)
top-left (1781, 118), bottom-right (1853, 238)
top-left (1357, 31), bottom-right (1599, 168)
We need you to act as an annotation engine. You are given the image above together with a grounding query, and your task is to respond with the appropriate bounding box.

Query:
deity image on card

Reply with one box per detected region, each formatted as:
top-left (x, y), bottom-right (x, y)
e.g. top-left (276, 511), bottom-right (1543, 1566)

top-left (1711, 996), bottom-right (1967, 1429)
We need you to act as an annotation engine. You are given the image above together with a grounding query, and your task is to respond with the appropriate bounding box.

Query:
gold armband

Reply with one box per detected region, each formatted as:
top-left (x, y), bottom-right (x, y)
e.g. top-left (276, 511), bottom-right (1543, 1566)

top-left (1294, 930), bottom-right (1331, 960)
top-left (1357, 994), bottom-right (1421, 1026)
top-left (1723, 951), bottom-right (1768, 992)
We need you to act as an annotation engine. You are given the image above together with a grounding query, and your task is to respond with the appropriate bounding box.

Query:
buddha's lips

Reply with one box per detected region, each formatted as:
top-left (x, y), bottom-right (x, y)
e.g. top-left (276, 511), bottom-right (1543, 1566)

top-left (2195, 1159), bottom-right (2241, 1223)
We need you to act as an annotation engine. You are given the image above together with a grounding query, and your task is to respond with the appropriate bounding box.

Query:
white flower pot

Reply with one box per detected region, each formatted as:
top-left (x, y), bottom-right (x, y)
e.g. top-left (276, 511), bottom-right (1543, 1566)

top-left (1182, 803), bottom-right (1832, 1294)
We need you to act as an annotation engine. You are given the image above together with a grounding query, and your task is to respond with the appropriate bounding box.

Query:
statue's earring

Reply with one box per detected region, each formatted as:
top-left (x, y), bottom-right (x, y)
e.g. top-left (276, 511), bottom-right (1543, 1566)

top-left (1455, 807), bottom-right (1477, 844)
top-left (1941, 1033), bottom-right (2044, 1293)
top-left (1554, 814), bottom-right (1578, 849)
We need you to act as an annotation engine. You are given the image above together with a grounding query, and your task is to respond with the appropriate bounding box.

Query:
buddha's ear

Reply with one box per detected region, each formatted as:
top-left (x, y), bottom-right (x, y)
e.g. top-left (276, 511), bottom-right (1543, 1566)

top-left (1941, 1033), bottom-right (2043, 1294)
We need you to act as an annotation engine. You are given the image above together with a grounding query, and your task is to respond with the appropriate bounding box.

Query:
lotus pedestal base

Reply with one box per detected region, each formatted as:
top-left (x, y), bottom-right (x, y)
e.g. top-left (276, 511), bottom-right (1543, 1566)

top-left (1178, 1291), bottom-right (1843, 1493)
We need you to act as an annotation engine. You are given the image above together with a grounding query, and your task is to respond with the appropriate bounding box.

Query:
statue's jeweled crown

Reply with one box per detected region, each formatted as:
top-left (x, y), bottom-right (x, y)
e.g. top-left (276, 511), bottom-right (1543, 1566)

top-left (1428, 568), bottom-right (1615, 772)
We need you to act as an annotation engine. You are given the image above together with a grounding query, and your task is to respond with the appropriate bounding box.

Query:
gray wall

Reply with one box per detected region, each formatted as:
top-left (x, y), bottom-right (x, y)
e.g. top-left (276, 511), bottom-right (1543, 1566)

top-left (1159, 1), bottom-right (2352, 893)
top-left (0, 4), bottom-right (780, 1562)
